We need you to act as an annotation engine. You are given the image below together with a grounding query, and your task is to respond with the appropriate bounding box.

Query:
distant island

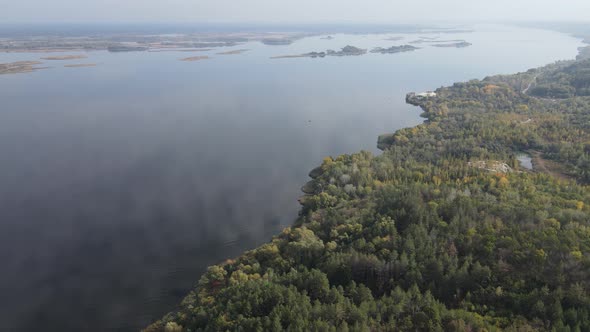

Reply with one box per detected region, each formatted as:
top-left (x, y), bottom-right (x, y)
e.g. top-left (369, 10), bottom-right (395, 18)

top-left (216, 49), bottom-right (250, 55)
top-left (273, 44), bottom-right (421, 59)
top-left (107, 45), bottom-right (149, 52)
top-left (147, 48), bottom-right (212, 53)
top-left (432, 41), bottom-right (472, 48)
top-left (180, 56), bottom-right (210, 62)
top-left (410, 38), bottom-right (462, 44)
top-left (272, 45), bottom-right (367, 59)
top-left (383, 36), bottom-right (404, 41)
top-left (328, 45), bottom-right (367, 56)
top-left (189, 42), bottom-right (238, 48)
top-left (370, 45), bottom-right (419, 54)
top-left (64, 63), bottom-right (97, 68)
top-left (1, 57), bottom-right (95, 75)
top-left (410, 37), bottom-right (472, 48)
top-left (41, 54), bottom-right (88, 60)
top-left (408, 37), bottom-right (473, 49)
top-left (261, 38), bottom-right (294, 46)
top-left (0, 61), bottom-right (46, 75)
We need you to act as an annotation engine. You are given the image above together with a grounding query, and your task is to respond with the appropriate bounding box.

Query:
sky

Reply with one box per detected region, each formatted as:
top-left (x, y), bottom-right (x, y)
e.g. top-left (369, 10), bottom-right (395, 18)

top-left (1, 0), bottom-right (590, 24)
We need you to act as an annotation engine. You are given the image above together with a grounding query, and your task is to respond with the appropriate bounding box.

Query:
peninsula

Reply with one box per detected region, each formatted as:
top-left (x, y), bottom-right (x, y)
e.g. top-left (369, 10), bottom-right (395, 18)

top-left (147, 47), bottom-right (590, 331)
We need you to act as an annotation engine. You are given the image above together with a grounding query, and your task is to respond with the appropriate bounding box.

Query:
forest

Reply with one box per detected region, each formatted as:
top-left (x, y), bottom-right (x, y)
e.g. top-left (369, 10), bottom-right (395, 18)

top-left (146, 51), bottom-right (590, 331)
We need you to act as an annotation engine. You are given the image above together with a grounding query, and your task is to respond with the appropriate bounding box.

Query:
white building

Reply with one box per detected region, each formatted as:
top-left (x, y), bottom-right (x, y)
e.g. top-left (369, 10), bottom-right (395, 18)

top-left (416, 91), bottom-right (437, 98)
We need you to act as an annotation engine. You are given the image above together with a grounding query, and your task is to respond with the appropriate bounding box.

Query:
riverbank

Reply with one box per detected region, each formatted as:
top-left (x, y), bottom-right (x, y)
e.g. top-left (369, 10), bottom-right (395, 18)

top-left (144, 40), bottom-right (590, 332)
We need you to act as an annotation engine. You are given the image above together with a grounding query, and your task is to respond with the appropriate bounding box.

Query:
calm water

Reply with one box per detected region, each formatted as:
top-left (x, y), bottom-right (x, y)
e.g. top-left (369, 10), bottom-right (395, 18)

top-left (518, 153), bottom-right (534, 170)
top-left (0, 24), bottom-right (583, 331)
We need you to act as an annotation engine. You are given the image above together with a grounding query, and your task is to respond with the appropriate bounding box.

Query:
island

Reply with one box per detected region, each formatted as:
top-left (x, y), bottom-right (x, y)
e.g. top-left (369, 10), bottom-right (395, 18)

top-left (409, 37), bottom-right (442, 44)
top-left (327, 45), bottom-right (367, 56)
top-left (146, 46), bottom-right (590, 332)
top-left (272, 45), bottom-right (367, 59)
top-left (216, 49), bottom-right (249, 55)
top-left (179, 56), bottom-right (210, 62)
top-left (261, 38), bottom-right (294, 46)
top-left (64, 63), bottom-right (97, 68)
top-left (0, 61), bottom-right (46, 75)
top-left (410, 38), bottom-right (469, 45)
top-left (40, 55), bottom-right (88, 60)
top-left (188, 42), bottom-right (238, 48)
top-left (148, 48), bottom-right (212, 53)
top-left (370, 45), bottom-right (419, 54)
top-left (107, 45), bottom-right (149, 52)
top-left (432, 41), bottom-right (472, 48)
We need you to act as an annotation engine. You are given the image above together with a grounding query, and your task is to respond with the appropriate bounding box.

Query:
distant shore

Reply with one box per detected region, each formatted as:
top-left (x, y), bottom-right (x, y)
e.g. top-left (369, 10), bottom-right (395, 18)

top-left (0, 31), bottom-right (314, 54)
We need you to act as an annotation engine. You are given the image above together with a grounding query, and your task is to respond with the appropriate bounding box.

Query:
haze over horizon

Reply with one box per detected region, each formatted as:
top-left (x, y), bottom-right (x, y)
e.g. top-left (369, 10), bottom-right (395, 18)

top-left (2, 0), bottom-right (590, 24)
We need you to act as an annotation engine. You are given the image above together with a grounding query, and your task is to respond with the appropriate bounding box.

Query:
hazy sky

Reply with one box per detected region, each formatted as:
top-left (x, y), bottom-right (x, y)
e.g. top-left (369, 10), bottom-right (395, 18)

top-left (2, 0), bottom-right (590, 24)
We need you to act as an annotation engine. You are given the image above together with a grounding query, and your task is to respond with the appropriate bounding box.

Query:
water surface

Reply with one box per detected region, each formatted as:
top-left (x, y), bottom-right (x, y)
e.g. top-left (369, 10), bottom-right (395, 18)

top-left (517, 153), bottom-right (534, 170)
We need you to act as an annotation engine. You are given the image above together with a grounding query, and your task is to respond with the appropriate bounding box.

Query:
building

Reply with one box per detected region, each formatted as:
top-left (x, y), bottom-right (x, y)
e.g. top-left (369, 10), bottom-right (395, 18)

top-left (415, 91), bottom-right (437, 98)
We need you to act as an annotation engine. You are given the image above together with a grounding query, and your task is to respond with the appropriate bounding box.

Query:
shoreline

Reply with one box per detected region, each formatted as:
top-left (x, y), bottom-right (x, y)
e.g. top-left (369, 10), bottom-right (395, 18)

top-left (144, 34), bottom-right (590, 331)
